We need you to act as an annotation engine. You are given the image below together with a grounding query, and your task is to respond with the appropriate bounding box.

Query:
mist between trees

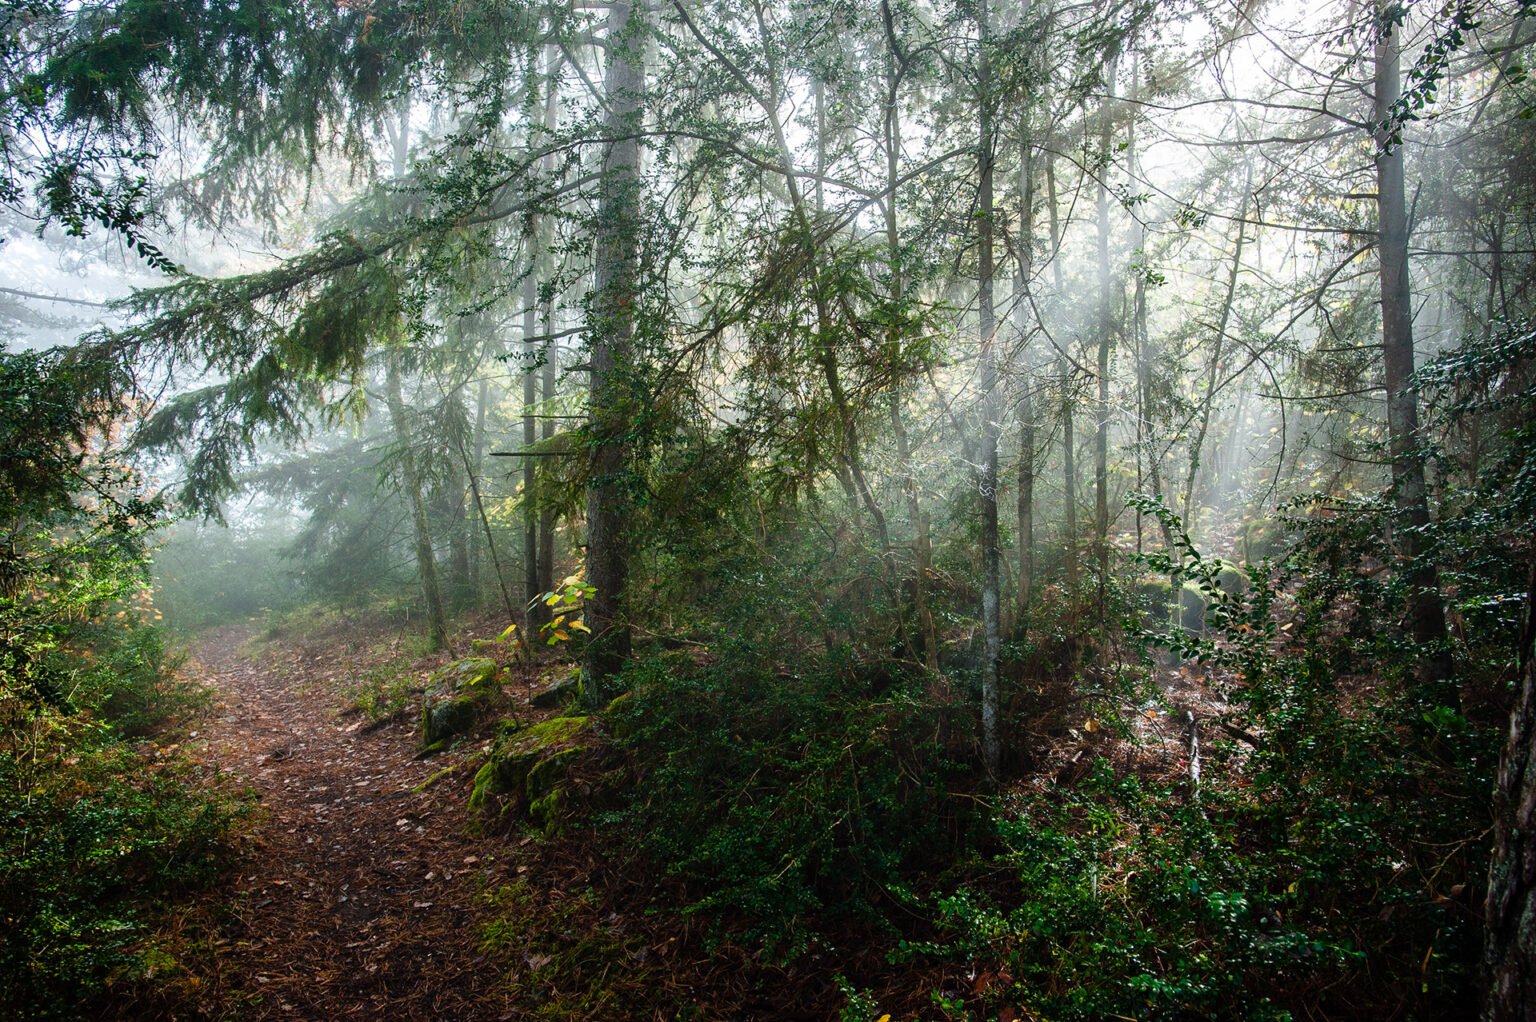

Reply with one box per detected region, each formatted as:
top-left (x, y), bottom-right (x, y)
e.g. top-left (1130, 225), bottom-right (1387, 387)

top-left (3, 0), bottom-right (1536, 1019)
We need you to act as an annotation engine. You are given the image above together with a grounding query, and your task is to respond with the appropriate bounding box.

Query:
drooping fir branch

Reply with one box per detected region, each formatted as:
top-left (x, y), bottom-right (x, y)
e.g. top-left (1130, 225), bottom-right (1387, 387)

top-left (106, 152), bottom-right (599, 517)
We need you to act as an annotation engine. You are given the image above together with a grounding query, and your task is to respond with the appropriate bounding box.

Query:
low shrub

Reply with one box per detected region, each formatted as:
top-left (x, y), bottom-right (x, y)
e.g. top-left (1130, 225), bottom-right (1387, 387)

top-left (605, 644), bottom-right (974, 957)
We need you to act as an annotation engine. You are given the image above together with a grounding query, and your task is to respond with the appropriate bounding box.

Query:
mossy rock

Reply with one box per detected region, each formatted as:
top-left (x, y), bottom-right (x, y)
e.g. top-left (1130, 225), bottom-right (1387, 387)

top-left (531, 670), bottom-right (581, 709)
top-left (468, 715), bottom-right (590, 815)
top-left (603, 692), bottom-right (636, 742)
top-left (529, 786), bottom-right (565, 833)
top-left (421, 694), bottom-right (480, 749)
top-left (432, 656), bottom-right (502, 695)
top-left (527, 746), bottom-right (583, 802)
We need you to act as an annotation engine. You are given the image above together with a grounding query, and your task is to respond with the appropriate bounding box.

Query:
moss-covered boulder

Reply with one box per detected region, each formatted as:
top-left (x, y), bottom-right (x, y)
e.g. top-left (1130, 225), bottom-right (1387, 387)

top-left (530, 668), bottom-right (580, 708)
top-left (602, 692), bottom-right (636, 742)
top-left (432, 656), bottom-right (502, 694)
top-left (420, 695), bottom-right (480, 752)
top-left (468, 715), bottom-right (590, 827)
top-left (417, 658), bottom-right (506, 753)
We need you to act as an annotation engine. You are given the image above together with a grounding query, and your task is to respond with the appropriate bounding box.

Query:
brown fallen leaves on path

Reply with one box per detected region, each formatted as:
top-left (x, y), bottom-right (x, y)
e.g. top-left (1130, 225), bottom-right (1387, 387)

top-left (187, 625), bottom-right (515, 1021)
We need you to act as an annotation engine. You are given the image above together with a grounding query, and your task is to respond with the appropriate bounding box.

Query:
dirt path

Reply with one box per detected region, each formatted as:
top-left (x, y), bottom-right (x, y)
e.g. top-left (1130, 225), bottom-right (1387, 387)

top-left (189, 626), bottom-right (515, 1020)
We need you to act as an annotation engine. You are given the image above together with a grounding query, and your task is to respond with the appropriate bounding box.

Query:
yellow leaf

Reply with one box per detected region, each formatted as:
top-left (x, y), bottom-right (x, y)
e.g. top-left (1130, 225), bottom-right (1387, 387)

top-left (570, 619), bottom-right (591, 634)
top-left (877, 1016), bottom-right (891, 1022)
top-left (1084, 718), bottom-right (1101, 733)
top-left (553, 630), bottom-right (570, 641)
top-left (499, 624), bottom-right (518, 641)
top-left (545, 593), bottom-right (561, 606)
top-left (560, 572), bottom-right (584, 588)
top-left (552, 614), bottom-right (566, 628)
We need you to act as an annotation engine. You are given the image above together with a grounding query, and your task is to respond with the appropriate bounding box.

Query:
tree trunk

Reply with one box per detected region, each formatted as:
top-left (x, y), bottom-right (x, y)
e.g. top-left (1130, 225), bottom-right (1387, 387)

top-left (447, 453), bottom-right (471, 605)
top-left (584, 0), bottom-right (643, 700)
top-left (385, 354), bottom-right (450, 653)
top-left (1094, 62), bottom-right (1116, 624)
top-left (1374, 8), bottom-right (1456, 707)
top-left (522, 243), bottom-right (541, 625)
top-left (1482, 563), bottom-right (1536, 1021)
top-left (381, 96), bottom-right (449, 653)
top-left (882, 3), bottom-right (938, 670)
top-left (977, 0), bottom-right (1002, 780)
top-left (1047, 155), bottom-right (1077, 598)
top-left (470, 377), bottom-right (488, 595)
top-left (1014, 140), bottom-right (1036, 628)
top-left (457, 382), bottom-right (519, 625)
top-left (1182, 171), bottom-right (1249, 539)
top-left (538, 45), bottom-right (561, 607)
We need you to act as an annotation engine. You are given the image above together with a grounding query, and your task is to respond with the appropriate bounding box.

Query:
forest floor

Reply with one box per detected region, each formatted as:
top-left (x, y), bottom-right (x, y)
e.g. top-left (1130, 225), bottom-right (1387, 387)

top-left (172, 619), bottom-right (839, 1021)
top-left (158, 617), bottom-right (1226, 1021)
top-left (180, 622), bottom-right (519, 1021)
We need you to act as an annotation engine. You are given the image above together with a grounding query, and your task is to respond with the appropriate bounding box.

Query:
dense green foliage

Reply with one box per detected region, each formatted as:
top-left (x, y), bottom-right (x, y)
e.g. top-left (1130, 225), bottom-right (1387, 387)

top-left (608, 645), bottom-right (972, 956)
top-left (0, 347), bottom-right (247, 1019)
top-left (4, 0), bottom-right (1536, 1018)
top-left (885, 489), bottom-right (1511, 1020)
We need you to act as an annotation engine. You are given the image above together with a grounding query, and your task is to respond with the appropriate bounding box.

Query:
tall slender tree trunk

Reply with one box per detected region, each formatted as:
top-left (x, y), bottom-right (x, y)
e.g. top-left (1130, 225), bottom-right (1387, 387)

top-left (1182, 173), bottom-right (1249, 538)
top-left (457, 382), bottom-right (519, 625)
top-left (584, 0), bottom-right (643, 699)
top-left (882, 2), bottom-right (938, 670)
top-left (1093, 64), bottom-right (1116, 624)
top-left (382, 96), bottom-right (449, 653)
top-left (386, 355), bottom-right (451, 653)
top-left (801, 76), bottom-right (893, 564)
top-left (446, 411), bottom-right (472, 605)
top-left (470, 377), bottom-right (488, 595)
top-left (1047, 155), bottom-right (1078, 597)
top-left (1014, 140), bottom-right (1036, 629)
top-left (1374, 7), bottom-right (1455, 705)
top-left (977, 0), bottom-right (1002, 779)
top-left (538, 45), bottom-right (561, 606)
top-left (522, 243), bottom-right (541, 625)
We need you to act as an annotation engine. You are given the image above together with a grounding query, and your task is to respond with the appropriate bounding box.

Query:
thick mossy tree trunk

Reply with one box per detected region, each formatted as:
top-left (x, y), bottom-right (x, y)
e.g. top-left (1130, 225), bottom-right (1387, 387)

top-left (1483, 566), bottom-right (1536, 1020)
top-left (584, 0), bottom-right (642, 701)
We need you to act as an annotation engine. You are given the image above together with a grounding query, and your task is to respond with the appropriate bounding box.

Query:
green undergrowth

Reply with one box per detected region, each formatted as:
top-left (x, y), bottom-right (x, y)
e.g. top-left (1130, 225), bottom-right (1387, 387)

top-left (343, 659), bottom-right (420, 724)
top-left (1, 625), bottom-right (252, 1020)
top-left (601, 643), bottom-right (975, 958)
top-left (882, 501), bottom-right (1502, 1021)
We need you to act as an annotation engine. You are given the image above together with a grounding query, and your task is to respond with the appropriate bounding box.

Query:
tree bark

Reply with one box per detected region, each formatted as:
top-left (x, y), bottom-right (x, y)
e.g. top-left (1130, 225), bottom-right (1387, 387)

top-left (1374, 7), bottom-right (1456, 706)
top-left (1014, 140), bottom-right (1036, 628)
top-left (1482, 563), bottom-right (1536, 1021)
top-left (385, 354), bottom-right (451, 653)
top-left (1094, 61), bottom-right (1116, 624)
top-left (977, 0), bottom-right (1002, 779)
top-left (584, 0), bottom-right (643, 700)
top-left (538, 45), bottom-right (561, 607)
top-left (882, 2), bottom-right (938, 670)
top-left (1047, 156), bottom-right (1078, 598)
top-left (523, 242), bottom-right (541, 625)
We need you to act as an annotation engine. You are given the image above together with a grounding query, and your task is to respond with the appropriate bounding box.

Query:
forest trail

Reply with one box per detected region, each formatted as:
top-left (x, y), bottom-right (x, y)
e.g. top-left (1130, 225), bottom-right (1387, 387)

top-left (189, 626), bottom-right (515, 1021)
